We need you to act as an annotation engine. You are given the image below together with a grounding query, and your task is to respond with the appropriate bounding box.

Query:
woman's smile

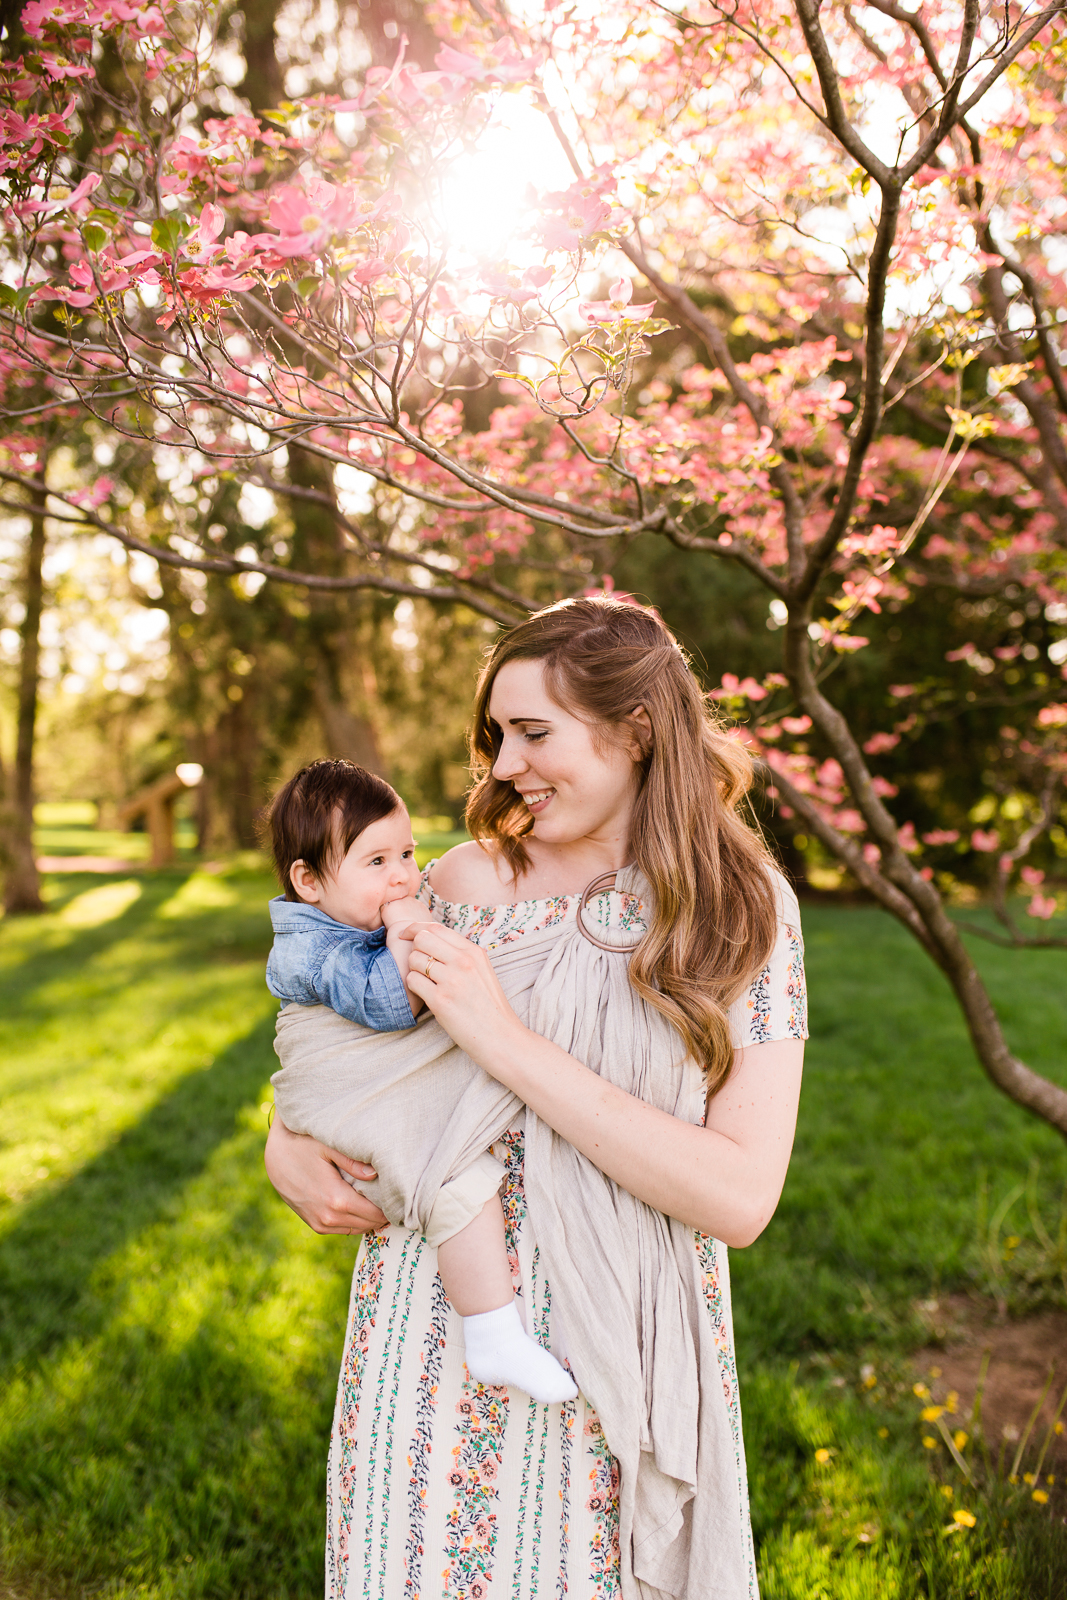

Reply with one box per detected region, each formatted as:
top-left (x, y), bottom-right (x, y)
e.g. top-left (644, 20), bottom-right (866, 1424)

top-left (518, 786), bottom-right (555, 814)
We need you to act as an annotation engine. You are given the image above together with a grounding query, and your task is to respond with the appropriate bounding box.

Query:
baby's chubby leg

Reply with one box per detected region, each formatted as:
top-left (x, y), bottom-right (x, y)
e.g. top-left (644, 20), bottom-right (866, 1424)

top-left (437, 1198), bottom-right (577, 1403)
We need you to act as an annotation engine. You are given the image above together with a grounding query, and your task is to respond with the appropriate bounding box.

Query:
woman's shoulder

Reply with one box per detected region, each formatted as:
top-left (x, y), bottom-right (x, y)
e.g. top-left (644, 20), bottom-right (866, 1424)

top-left (766, 865), bottom-right (802, 934)
top-left (426, 839), bottom-right (511, 905)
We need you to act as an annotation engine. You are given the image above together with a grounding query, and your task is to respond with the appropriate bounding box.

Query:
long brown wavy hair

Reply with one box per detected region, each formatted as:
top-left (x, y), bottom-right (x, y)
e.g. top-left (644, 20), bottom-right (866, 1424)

top-left (466, 596), bottom-right (779, 1094)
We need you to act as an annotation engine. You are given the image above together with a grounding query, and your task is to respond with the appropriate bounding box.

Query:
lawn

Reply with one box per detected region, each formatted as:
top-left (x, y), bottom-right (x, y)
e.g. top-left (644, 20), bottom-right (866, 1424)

top-left (1, 847), bottom-right (1065, 1598)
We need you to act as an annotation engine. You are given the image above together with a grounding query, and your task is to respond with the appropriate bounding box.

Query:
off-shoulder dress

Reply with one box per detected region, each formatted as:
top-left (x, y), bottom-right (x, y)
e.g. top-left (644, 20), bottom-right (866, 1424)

top-left (324, 867), bottom-right (807, 1600)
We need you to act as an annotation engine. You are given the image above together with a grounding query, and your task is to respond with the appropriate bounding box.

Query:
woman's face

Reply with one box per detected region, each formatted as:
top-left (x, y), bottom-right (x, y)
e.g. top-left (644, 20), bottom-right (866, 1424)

top-left (487, 658), bottom-right (643, 849)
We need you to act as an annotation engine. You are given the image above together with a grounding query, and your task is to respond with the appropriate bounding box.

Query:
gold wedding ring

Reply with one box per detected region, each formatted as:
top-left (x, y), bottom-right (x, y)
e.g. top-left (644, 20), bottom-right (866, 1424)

top-left (423, 954), bottom-right (438, 979)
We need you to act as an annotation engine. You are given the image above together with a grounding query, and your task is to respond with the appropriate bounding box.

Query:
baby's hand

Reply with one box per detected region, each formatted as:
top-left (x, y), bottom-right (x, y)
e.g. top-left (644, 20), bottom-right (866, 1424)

top-left (382, 897), bottom-right (437, 1014)
top-left (381, 895), bottom-right (426, 933)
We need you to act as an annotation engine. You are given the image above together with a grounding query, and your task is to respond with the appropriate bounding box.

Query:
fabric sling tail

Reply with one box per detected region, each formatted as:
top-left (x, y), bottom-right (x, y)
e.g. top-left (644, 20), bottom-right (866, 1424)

top-left (519, 865), bottom-right (751, 1600)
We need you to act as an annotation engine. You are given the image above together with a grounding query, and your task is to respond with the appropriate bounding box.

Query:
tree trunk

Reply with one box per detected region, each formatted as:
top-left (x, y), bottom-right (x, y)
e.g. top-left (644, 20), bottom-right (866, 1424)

top-left (287, 446), bottom-right (386, 776)
top-left (2, 478), bottom-right (46, 915)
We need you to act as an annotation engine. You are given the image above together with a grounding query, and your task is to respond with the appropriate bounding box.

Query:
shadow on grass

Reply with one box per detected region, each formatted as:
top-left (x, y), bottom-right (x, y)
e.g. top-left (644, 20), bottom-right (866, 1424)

top-left (0, 1013), bottom-right (278, 1369)
top-left (2, 870), bottom-right (275, 1017)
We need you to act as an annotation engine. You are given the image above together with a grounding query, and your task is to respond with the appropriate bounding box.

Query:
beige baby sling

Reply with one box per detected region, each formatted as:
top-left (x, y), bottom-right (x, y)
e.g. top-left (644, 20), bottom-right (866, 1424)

top-left (271, 868), bottom-right (752, 1600)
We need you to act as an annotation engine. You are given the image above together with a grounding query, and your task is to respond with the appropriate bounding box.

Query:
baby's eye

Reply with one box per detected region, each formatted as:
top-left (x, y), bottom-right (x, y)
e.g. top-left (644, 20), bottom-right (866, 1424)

top-left (402, 849), bottom-right (415, 860)
top-left (370, 855), bottom-right (385, 866)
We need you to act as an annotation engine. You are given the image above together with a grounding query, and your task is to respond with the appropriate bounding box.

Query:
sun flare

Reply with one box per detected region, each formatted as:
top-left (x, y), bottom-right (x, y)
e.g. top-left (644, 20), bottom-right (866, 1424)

top-left (437, 97), bottom-right (573, 261)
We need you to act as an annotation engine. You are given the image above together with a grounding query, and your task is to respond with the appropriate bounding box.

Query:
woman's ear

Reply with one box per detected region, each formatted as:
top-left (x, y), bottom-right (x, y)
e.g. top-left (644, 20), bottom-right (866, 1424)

top-left (628, 705), bottom-right (654, 758)
top-left (289, 859), bottom-right (323, 903)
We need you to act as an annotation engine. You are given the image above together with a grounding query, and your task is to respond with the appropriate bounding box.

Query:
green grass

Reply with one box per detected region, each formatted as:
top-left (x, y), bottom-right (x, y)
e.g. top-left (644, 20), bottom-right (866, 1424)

top-left (0, 867), bottom-right (1065, 1597)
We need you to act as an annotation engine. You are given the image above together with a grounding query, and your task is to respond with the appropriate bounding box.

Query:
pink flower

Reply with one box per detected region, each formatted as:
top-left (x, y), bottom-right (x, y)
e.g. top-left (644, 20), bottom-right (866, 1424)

top-left (945, 642), bottom-right (977, 662)
top-left (889, 684), bottom-right (916, 699)
top-left (265, 179), bottom-right (373, 259)
top-left (1036, 703), bottom-right (1067, 728)
top-left (841, 576), bottom-right (883, 613)
top-left (1020, 866), bottom-right (1045, 887)
top-left (539, 190), bottom-right (612, 252)
top-left (971, 829), bottom-right (1000, 852)
top-left (922, 829), bottom-right (959, 846)
top-left (897, 821), bottom-right (920, 854)
top-left (781, 715), bottom-right (812, 734)
top-left (863, 731), bottom-right (900, 754)
top-left (21, 0), bottom-right (86, 37)
top-left (834, 809), bottom-right (865, 834)
top-left (710, 673), bottom-right (766, 701)
top-left (1027, 893), bottom-right (1057, 921)
top-left (862, 842), bottom-right (881, 864)
top-left (579, 277), bottom-right (655, 325)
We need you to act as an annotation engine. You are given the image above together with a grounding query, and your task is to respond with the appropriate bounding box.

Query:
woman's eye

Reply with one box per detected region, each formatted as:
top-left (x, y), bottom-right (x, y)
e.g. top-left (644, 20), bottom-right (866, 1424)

top-left (524, 729), bottom-right (548, 743)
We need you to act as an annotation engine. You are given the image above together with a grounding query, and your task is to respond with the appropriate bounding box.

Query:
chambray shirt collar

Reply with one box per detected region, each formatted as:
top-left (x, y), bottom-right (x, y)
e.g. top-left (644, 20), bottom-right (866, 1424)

top-left (268, 894), bottom-right (386, 943)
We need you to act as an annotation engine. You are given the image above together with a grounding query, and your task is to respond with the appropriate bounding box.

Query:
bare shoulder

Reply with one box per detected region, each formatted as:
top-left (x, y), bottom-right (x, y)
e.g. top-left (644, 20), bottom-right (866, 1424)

top-left (428, 840), bottom-right (511, 904)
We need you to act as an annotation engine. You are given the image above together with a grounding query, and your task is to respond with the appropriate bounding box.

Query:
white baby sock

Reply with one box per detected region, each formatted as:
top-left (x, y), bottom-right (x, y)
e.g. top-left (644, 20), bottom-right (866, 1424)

top-left (462, 1302), bottom-right (578, 1403)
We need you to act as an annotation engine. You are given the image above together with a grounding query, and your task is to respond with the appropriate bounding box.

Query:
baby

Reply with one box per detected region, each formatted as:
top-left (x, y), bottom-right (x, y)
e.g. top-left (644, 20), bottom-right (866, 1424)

top-left (264, 757), bottom-right (576, 1404)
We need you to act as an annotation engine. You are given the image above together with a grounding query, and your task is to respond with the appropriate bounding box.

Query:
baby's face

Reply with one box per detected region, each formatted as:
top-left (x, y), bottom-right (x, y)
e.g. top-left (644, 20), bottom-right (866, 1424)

top-left (308, 807), bottom-right (420, 930)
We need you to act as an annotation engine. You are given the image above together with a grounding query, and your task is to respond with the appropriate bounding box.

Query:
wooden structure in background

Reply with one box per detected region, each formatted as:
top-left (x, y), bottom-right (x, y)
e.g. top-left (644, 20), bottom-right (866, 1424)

top-left (116, 765), bottom-right (202, 867)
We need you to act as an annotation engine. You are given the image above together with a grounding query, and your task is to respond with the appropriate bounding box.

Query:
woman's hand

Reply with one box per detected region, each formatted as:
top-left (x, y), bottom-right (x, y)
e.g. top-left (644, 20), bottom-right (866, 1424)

top-left (403, 923), bottom-right (530, 1068)
top-left (264, 1114), bottom-right (389, 1235)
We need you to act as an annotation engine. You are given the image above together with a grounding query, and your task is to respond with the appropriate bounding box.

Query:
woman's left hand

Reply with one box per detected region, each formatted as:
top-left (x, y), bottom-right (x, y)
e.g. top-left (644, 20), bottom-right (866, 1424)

top-left (402, 923), bottom-right (528, 1069)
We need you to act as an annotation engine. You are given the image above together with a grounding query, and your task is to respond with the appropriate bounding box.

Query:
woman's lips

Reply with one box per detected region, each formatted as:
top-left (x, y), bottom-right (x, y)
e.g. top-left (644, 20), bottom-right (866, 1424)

top-left (519, 787), bottom-right (555, 815)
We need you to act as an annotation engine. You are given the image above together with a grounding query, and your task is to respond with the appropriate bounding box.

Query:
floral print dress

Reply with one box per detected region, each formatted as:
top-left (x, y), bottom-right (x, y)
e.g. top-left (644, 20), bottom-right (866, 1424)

top-left (324, 869), bottom-right (807, 1600)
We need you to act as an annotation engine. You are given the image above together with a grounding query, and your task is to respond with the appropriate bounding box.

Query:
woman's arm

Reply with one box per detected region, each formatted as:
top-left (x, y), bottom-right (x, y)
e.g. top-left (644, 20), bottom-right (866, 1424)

top-left (405, 925), bottom-right (802, 1247)
top-left (264, 1114), bottom-right (389, 1235)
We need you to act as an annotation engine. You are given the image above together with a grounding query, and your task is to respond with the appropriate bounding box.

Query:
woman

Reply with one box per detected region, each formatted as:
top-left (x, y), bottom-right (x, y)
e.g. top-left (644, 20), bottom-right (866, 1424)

top-left (265, 597), bottom-right (806, 1600)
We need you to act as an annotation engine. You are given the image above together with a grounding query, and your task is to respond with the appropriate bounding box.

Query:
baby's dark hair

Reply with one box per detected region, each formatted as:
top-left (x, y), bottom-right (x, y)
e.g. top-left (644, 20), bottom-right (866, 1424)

top-left (265, 759), bottom-right (403, 901)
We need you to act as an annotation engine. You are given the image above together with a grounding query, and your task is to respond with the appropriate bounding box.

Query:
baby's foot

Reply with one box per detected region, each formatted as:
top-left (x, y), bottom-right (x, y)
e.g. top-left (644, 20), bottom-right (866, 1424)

top-left (462, 1302), bottom-right (578, 1404)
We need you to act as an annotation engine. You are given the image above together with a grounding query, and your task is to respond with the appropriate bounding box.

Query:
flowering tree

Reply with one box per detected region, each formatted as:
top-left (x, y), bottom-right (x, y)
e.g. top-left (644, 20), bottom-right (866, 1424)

top-left (1, 0), bottom-right (1066, 1130)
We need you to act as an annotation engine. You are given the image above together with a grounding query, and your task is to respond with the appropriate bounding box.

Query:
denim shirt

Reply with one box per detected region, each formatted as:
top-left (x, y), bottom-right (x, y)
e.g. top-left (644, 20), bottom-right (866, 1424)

top-left (265, 897), bottom-right (416, 1031)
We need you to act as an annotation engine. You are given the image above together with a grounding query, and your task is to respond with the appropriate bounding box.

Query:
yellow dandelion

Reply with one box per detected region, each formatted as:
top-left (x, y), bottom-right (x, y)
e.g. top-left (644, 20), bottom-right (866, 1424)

top-left (945, 1391), bottom-right (959, 1414)
top-left (1032, 1489), bottom-right (1049, 1505)
top-left (877, 1427), bottom-right (889, 1439)
top-left (814, 1448), bottom-right (832, 1464)
top-left (1005, 1235), bottom-right (1020, 1249)
top-left (940, 1485), bottom-right (954, 1500)
top-left (1009, 1474), bottom-right (1019, 1485)
top-left (953, 1430), bottom-right (968, 1451)
top-left (1056, 1422), bottom-right (1065, 1437)
top-left (861, 1363), bottom-right (877, 1389)
top-left (1047, 1475), bottom-right (1056, 1486)
top-left (922, 1405), bottom-right (946, 1422)
top-left (913, 1382), bottom-right (930, 1398)
top-left (922, 1436), bottom-right (938, 1450)
top-left (1023, 1473), bottom-right (1036, 1486)
top-left (953, 1509), bottom-right (976, 1528)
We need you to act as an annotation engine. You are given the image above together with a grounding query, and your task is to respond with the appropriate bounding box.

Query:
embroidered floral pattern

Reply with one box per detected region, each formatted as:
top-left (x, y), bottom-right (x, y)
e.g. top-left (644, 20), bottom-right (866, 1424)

top-left (694, 1233), bottom-right (757, 1600)
top-left (785, 926), bottom-right (807, 1039)
top-left (443, 1383), bottom-right (510, 1597)
top-left (584, 1413), bottom-right (621, 1596)
top-left (403, 1268), bottom-right (449, 1597)
top-left (744, 964), bottom-right (773, 1044)
top-left (328, 1229), bottom-right (385, 1598)
top-left (496, 1129), bottom-right (528, 1288)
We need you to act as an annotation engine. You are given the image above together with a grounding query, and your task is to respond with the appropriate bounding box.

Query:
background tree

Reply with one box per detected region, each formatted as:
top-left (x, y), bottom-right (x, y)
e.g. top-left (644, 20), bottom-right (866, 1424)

top-left (1, 0), bottom-right (1066, 1134)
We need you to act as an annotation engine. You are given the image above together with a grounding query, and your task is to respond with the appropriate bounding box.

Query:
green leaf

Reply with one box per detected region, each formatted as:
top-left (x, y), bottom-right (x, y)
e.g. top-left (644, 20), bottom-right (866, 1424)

top-left (88, 207), bottom-right (121, 227)
top-left (151, 214), bottom-right (187, 255)
top-left (82, 222), bottom-right (109, 253)
top-left (295, 275), bottom-right (321, 298)
top-left (0, 284), bottom-right (35, 312)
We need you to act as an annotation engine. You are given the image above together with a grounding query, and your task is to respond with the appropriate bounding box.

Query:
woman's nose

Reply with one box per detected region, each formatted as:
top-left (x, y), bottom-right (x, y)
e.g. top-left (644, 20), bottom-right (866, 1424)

top-left (492, 737), bottom-right (527, 782)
